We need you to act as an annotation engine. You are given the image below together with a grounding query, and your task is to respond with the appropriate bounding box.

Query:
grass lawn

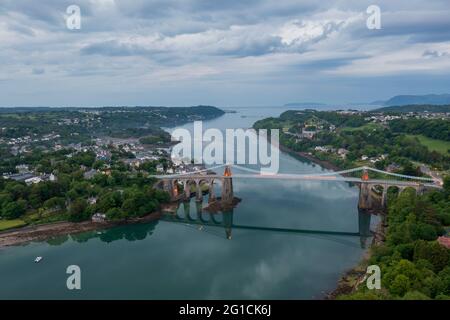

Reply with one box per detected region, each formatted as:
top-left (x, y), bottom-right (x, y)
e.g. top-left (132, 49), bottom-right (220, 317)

top-left (406, 135), bottom-right (450, 156)
top-left (0, 219), bottom-right (27, 231)
top-left (341, 123), bottom-right (383, 132)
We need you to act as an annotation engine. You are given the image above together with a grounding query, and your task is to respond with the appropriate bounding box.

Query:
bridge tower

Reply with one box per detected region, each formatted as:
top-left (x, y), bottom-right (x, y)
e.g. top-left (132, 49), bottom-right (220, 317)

top-left (358, 168), bottom-right (372, 211)
top-left (221, 165), bottom-right (234, 204)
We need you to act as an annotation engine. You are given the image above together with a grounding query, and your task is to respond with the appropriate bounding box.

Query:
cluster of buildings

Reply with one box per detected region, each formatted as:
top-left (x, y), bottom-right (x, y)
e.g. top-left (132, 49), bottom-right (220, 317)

top-left (2, 167), bottom-right (57, 185)
top-left (314, 146), bottom-right (349, 159)
top-left (365, 111), bottom-right (450, 124)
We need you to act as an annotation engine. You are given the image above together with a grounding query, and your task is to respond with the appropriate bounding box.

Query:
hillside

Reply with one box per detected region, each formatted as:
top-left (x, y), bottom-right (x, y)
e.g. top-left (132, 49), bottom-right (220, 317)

top-left (373, 94), bottom-right (450, 106)
top-left (373, 104), bottom-right (450, 113)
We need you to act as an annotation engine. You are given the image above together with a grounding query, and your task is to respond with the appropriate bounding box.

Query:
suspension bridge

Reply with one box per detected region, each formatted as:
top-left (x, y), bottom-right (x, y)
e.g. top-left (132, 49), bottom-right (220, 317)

top-left (153, 163), bottom-right (442, 211)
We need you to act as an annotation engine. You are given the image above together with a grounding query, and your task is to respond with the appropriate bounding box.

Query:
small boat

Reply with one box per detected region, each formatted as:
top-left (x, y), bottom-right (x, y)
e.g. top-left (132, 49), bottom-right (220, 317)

top-left (34, 256), bottom-right (43, 263)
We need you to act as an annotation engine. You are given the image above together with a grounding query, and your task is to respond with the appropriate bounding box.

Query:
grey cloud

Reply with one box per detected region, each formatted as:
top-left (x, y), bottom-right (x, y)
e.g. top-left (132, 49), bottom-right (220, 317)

top-left (0, 0), bottom-right (93, 26)
top-left (32, 68), bottom-right (45, 75)
top-left (422, 50), bottom-right (449, 58)
top-left (80, 40), bottom-right (156, 57)
top-left (292, 55), bottom-right (370, 72)
top-left (348, 10), bottom-right (450, 43)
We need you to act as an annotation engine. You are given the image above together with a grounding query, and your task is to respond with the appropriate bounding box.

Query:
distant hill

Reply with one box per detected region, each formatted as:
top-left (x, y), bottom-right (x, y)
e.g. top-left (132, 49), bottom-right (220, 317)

top-left (373, 104), bottom-right (450, 113)
top-left (284, 102), bottom-right (326, 107)
top-left (372, 94), bottom-right (450, 106)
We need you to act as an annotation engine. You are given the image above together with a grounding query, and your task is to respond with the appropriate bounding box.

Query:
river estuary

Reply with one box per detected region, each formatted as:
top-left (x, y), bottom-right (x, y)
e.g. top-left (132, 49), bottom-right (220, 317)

top-left (0, 107), bottom-right (375, 299)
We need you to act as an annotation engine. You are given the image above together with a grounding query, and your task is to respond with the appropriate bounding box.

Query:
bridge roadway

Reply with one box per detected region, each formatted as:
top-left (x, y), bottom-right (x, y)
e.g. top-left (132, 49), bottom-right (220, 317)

top-left (154, 173), bottom-right (440, 189)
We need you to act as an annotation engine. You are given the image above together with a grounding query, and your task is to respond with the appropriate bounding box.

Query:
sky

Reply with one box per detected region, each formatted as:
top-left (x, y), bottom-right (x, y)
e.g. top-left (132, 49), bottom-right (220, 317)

top-left (0, 0), bottom-right (450, 107)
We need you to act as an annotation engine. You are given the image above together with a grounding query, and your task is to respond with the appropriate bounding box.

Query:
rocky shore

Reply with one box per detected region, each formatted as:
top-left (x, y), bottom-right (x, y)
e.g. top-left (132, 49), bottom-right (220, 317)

top-left (324, 216), bottom-right (386, 299)
top-left (0, 212), bottom-right (162, 249)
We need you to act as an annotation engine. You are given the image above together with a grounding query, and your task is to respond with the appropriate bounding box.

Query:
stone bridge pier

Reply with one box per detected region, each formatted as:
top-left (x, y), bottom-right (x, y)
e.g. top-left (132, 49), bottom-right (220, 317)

top-left (159, 166), bottom-right (234, 205)
top-left (358, 168), bottom-right (427, 212)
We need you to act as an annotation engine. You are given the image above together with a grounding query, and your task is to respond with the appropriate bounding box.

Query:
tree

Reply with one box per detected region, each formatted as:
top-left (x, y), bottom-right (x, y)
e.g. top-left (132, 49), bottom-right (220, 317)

top-left (43, 197), bottom-right (65, 211)
top-left (97, 191), bottom-right (122, 213)
top-left (390, 274), bottom-right (410, 297)
top-left (1, 200), bottom-right (27, 220)
top-left (106, 207), bottom-right (124, 221)
top-left (444, 176), bottom-right (450, 195)
top-left (414, 240), bottom-right (450, 273)
top-left (68, 199), bottom-right (89, 222)
top-left (402, 291), bottom-right (430, 300)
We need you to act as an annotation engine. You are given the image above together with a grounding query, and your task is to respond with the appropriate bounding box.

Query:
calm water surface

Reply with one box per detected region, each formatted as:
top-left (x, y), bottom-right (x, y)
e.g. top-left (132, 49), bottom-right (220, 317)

top-left (0, 107), bottom-right (374, 299)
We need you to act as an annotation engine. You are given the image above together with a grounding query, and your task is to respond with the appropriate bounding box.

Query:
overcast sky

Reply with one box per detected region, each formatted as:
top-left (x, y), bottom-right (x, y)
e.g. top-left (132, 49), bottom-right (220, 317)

top-left (1, 0), bottom-right (450, 107)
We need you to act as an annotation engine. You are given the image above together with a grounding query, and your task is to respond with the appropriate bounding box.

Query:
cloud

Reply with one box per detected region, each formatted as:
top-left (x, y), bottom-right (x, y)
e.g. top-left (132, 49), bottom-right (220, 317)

top-left (32, 68), bottom-right (45, 75)
top-left (422, 49), bottom-right (449, 58)
top-left (1, 0), bottom-right (450, 106)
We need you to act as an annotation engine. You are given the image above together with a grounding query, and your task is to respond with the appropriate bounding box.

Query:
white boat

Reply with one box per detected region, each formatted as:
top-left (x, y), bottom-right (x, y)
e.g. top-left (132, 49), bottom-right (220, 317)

top-left (34, 256), bottom-right (43, 263)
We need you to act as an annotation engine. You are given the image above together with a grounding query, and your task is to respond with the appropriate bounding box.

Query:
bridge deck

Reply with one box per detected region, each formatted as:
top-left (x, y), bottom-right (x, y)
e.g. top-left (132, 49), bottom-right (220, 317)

top-left (155, 174), bottom-right (440, 188)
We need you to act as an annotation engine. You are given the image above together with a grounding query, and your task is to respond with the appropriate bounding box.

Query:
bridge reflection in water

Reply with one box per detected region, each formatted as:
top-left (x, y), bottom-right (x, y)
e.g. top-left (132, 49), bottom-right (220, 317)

top-left (161, 201), bottom-right (375, 249)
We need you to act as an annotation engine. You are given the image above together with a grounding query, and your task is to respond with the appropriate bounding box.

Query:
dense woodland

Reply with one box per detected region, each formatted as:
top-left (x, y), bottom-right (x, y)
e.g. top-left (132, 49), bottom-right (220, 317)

top-left (339, 177), bottom-right (450, 300)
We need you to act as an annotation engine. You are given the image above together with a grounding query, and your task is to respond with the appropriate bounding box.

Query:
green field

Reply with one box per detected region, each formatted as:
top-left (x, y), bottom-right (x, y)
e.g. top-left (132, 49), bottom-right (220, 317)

top-left (341, 123), bottom-right (383, 132)
top-left (407, 134), bottom-right (450, 155)
top-left (0, 219), bottom-right (27, 231)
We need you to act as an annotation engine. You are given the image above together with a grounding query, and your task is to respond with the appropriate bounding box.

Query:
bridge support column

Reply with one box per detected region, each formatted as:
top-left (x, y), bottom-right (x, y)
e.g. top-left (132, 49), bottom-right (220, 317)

top-left (208, 181), bottom-right (216, 203)
top-left (195, 201), bottom-right (203, 220)
top-left (195, 180), bottom-right (203, 202)
top-left (358, 209), bottom-right (372, 249)
top-left (183, 201), bottom-right (193, 220)
top-left (381, 185), bottom-right (388, 210)
top-left (164, 180), bottom-right (178, 201)
top-left (358, 182), bottom-right (372, 211)
top-left (183, 181), bottom-right (191, 200)
top-left (417, 183), bottom-right (425, 196)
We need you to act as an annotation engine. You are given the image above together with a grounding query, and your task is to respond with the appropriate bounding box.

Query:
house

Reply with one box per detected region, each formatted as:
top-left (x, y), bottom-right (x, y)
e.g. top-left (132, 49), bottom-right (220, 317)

top-left (5, 172), bottom-right (35, 182)
top-left (83, 169), bottom-right (98, 180)
top-left (314, 146), bottom-right (330, 153)
top-left (166, 167), bottom-right (174, 174)
top-left (361, 155), bottom-right (369, 161)
top-left (386, 163), bottom-right (401, 173)
top-left (437, 236), bottom-right (450, 249)
top-left (92, 213), bottom-right (107, 223)
top-left (301, 129), bottom-right (316, 139)
top-left (337, 148), bottom-right (349, 158)
top-left (156, 164), bottom-right (164, 173)
top-left (87, 197), bottom-right (97, 205)
top-left (15, 164), bottom-right (30, 173)
top-left (25, 176), bottom-right (43, 185)
top-left (123, 158), bottom-right (141, 168)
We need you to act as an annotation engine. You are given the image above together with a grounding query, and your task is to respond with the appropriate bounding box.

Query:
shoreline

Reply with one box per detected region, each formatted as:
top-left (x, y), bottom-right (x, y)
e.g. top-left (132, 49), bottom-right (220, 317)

top-left (279, 143), bottom-right (386, 299)
top-left (324, 218), bottom-right (386, 299)
top-left (0, 212), bottom-right (162, 249)
top-left (279, 145), bottom-right (343, 172)
top-left (1, 140), bottom-right (383, 298)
